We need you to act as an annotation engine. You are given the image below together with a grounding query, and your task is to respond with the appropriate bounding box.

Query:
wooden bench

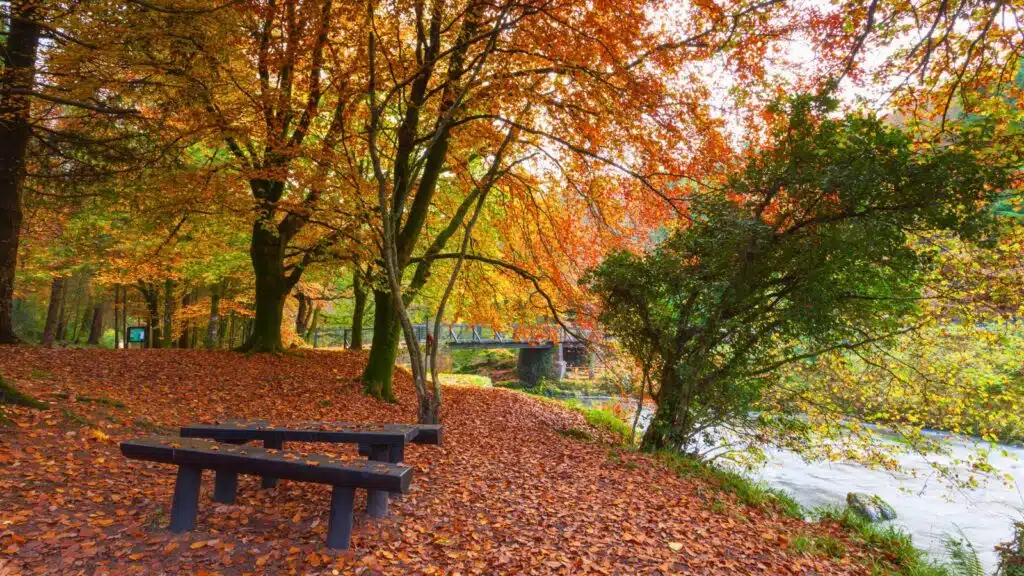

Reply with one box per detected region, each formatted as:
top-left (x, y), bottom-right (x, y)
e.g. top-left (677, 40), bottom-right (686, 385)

top-left (121, 436), bottom-right (411, 550)
top-left (179, 420), bottom-right (441, 517)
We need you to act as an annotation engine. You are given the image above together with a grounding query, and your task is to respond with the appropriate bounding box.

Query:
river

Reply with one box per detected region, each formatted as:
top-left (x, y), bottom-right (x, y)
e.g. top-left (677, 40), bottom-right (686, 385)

top-left (573, 395), bottom-right (1022, 573)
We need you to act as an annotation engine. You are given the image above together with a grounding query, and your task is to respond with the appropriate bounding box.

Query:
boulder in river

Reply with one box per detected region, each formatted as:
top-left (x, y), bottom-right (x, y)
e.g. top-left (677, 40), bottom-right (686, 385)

top-left (846, 492), bottom-right (897, 522)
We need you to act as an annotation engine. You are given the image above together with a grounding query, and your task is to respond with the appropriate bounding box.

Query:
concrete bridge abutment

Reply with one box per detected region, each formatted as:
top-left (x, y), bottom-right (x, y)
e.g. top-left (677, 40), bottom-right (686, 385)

top-left (516, 344), bottom-right (566, 386)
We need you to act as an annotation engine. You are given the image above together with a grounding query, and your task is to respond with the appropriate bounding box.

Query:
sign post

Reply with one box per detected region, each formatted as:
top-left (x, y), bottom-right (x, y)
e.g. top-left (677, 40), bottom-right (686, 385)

top-left (126, 326), bottom-right (148, 348)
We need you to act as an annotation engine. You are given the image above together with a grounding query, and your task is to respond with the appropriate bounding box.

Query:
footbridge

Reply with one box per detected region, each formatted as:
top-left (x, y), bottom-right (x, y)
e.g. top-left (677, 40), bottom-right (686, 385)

top-left (312, 324), bottom-right (592, 385)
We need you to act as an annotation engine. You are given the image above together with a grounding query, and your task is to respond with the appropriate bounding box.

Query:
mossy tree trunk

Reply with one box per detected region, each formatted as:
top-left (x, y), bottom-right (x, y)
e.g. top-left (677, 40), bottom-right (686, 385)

top-left (362, 290), bottom-right (400, 402)
top-left (350, 271), bottom-right (366, 349)
top-left (41, 277), bottom-right (65, 348)
top-left (0, 1), bottom-right (40, 346)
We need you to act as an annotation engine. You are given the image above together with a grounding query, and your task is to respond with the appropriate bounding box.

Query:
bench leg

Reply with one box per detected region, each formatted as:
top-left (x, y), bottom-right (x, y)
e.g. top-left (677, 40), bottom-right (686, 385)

top-left (170, 465), bottom-right (202, 533)
top-left (326, 486), bottom-right (355, 550)
top-left (388, 443), bottom-right (404, 464)
top-left (387, 444), bottom-right (405, 502)
top-left (261, 438), bottom-right (283, 489)
top-left (366, 445), bottom-right (390, 518)
top-left (213, 469), bottom-right (237, 504)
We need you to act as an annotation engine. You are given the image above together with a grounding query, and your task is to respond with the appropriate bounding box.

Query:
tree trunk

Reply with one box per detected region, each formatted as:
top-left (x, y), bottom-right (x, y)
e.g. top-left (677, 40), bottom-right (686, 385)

top-left (350, 272), bottom-right (366, 349)
top-left (55, 278), bottom-right (69, 344)
top-left (163, 279), bottom-right (174, 348)
top-left (206, 285), bottom-right (220, 349)
top-left (640, 362), bottom-right (689, 452)
top-left (0, 1), bottom-right (41, 345)
top-left (177, 291), bottom-right (191, 349)
top-left (41, 277), bottom-right (65, 347)
top-left (120, 286), bottom-right (128, 345)
top-left (306, 304), bottom-right (320, 342)
top-left (241, 222), bottom-right (290, 353)
top-left (87, 300), bottom-right (105, 345)
top-left (67, 275), bottom-right (86, 344)
top-left (362, 290), bottom-right (400, 402)
top-left (114, 285), bottom-right (121, 349)
top-left (189, 287), bottom-right (199, 348)
top-left (295, 292), bottom-right (309, 336)
top-left (139, 283), bottom-right (159, 349)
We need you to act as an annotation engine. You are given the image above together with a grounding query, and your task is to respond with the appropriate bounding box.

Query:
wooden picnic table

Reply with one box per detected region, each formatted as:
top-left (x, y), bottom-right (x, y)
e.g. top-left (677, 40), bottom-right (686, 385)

top-left (121, 436), bottom-right (412, 550)
top-left (179, 419), bottom-right (441, 517)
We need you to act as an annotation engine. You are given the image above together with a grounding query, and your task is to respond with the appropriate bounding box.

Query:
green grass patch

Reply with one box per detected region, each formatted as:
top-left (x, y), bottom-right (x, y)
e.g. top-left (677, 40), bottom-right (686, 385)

top-left (30, 369), bottom-right (53, 379)
top-left (60, 407), bottom-right (93, 428)
top-left (451, 349), bottom-right (516, 375)
top-left (657, 450), bottom-right (805, 520)
top-left (814, 506), bottom-right (954, 576)
top-left (556, 398), bottom-right (633, 445)
top-left (0, 376), bottom-right (48, 409)
top-left (439, 373), bottom-right (493, 387)
top-left (75, 395), bottom-right (126, 409)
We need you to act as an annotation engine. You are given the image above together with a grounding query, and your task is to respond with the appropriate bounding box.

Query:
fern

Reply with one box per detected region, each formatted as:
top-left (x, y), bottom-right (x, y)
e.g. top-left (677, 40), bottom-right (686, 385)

top-left (944, 530), bottom-right (984, 576)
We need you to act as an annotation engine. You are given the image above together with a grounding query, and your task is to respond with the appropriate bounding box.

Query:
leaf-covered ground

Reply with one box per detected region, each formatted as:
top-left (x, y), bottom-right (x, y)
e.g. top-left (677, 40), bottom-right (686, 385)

top-left (1, 348), bottom-right (877, 575)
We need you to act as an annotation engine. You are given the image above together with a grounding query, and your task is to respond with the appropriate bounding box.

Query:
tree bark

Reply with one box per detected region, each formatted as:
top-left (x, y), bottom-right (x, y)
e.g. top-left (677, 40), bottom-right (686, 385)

top-left (87, 300), bottom-right (105, 345)
top-left (177, 291), bottom-right (191, 349)
top-left (240, 219), bottom-right (292, 353)
top-left (306, 303), bottom-right (321, 342)
top-left (114, 285), bottom-right (121, 349)
top-left (0, 0), bottom-right (41, 345)
top-left (41, 277), bottom-right (65, 348)
top-left (206, 284), bottom-right (220, 349)
top-left (295, 292), bottom-right (309, 336)
top-left (163, 279), bottom-right (175, 348)
top-left (350, 272), bottom-right (366, 349)
top-left (55, 277), bottom-right (69, 344)
top-left (362, 290), bottom-right (400, 402)
top-left (87, 297), bottom-right (105, 346)
top-left (137, 282), bottom-right (160, 348)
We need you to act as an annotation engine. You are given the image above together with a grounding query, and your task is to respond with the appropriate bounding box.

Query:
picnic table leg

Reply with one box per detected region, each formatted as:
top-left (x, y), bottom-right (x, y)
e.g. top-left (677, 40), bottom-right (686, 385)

top-left (388, 444), bottom-right (405, 501)
top-left (366, 445), bottom-right (390, 518)
top-left (261, 438), bottom-right (283, 489)
top-left (326, 486), bottom-right (355, 550)
top-left (213, 469), bottom-right (238, 504)
top-left (170, 465), bottom-right (202, 533)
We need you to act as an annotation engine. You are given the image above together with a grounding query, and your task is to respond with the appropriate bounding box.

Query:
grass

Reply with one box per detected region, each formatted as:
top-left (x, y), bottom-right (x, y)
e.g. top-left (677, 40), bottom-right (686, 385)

top-left (439, 373), bottom-right (493, 387)
top-left (655, 451), bottom-right (967, 576)
top-left (657, 450), bottom-right (805, 520)
top-left (496, 377), bottom-right (633, 398)
top-left (813, 506), bottom-right (956, 576)
top-left (0, 375), bottom-right (48, 424)
top-left (450, 349), bottom-right (517, 375)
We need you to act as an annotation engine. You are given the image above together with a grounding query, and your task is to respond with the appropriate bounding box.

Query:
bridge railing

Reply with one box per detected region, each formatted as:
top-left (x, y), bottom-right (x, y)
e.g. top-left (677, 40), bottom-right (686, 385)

top-left (311, 323), bottom-right (593, 349)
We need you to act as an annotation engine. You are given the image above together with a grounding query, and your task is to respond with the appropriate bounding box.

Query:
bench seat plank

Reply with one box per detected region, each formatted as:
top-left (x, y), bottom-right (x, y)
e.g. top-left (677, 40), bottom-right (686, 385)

top-left (121, 436), bottom-right (412, 494)
top-left (180, 419), bottom-right (441, 446)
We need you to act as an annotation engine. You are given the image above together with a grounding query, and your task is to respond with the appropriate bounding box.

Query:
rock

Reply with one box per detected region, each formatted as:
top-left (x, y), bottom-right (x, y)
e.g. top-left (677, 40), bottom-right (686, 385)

top-left (846, 492), bottom-right (897, 522)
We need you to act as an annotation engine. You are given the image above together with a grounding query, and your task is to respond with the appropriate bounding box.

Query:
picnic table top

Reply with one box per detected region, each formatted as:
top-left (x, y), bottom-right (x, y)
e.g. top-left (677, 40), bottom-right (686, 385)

top-left (121, 436), bottom-right (412, 492)
top-left (179, 419), bottom-right (441, 445)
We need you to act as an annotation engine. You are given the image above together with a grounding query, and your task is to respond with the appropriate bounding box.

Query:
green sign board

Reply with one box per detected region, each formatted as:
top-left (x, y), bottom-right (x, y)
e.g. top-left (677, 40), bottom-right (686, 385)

top-left (126, 326), bottom-right (148, 343)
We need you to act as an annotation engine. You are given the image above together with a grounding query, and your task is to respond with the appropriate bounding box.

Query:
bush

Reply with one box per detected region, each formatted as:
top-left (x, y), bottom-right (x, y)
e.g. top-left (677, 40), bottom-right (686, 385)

top-left (998, 521), bottom-right (1024, 576)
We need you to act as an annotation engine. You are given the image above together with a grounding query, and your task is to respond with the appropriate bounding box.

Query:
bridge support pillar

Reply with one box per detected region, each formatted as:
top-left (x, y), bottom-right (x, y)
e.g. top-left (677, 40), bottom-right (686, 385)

top-left (517, 345), bottom-right (565, 386)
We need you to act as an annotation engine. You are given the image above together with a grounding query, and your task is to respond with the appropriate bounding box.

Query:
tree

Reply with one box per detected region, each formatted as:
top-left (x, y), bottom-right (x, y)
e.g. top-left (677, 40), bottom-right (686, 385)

top-left (0, 0), bottom-right (42, 344)
top-left (585, 95), bottom-right (1016, 453)
top-left (359, 0), bottom-right (828, 414)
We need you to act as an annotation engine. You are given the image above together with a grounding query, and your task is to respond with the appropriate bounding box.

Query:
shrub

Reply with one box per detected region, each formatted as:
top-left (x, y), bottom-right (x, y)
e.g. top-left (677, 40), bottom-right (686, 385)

top-left (998, 521), bottom-right (1024, 576)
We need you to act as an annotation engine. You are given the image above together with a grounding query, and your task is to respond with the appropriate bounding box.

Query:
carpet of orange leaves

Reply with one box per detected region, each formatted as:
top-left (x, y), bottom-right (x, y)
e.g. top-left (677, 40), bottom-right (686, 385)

top-left (1, 348), bottom-right (876, 575)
